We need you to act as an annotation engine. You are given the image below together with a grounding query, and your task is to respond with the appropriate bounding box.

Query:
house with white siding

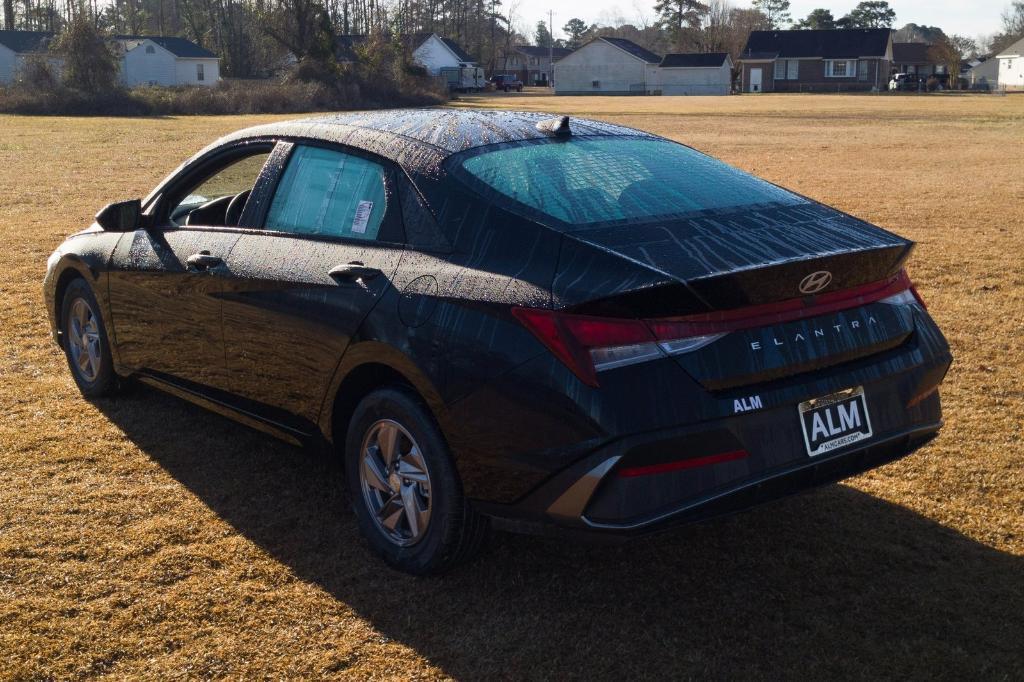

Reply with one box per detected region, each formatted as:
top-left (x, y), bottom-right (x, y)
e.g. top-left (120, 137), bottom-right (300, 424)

top-left (651, 52), bottom-right (732, 95)
top-left (0, 29), bottom-right (219, 87)
top-left (0, 30), bottom-right (57, 84)
top-left (554, 38), bottom-right (733, 95)
top-left (996, 36), bottom-right (1024, 91)
top-left (553, 37), bottom-right (662, 94)
top-left (119, 36), bottom-right (219, 87)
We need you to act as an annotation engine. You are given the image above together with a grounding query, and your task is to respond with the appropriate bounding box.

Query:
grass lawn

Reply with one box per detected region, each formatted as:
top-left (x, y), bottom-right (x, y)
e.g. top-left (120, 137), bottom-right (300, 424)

top-left (1, 93), bottom-right (1023, 678)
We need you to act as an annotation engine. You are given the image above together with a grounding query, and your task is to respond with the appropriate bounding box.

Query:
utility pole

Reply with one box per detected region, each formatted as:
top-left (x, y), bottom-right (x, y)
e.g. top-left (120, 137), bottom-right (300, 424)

top-left (548, 8), bottom-right (553, 88)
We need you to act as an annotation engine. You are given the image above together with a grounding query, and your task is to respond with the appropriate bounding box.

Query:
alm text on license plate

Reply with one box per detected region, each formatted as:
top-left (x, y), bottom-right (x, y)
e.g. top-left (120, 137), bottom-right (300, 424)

top-left (798, 386), bottom-right (873, 457)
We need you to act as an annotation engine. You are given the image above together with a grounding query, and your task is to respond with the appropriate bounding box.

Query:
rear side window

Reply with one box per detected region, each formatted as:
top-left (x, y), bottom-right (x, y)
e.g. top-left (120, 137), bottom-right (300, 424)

top-left (265, 145), bottom-right (387, 239)
top-left (453, 137), bottom-right (805, 227)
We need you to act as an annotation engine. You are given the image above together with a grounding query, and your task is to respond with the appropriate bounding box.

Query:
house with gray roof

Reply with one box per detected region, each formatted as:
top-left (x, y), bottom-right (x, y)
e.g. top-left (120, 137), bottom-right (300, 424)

top-left (0, 29), bottom-right (219, 86)
top-left (552, 37), bottom-right (661, 94)
top-left (553, 38), bottom-right (732, 95)
top-left (997, 36), bottom-right (1024, 91)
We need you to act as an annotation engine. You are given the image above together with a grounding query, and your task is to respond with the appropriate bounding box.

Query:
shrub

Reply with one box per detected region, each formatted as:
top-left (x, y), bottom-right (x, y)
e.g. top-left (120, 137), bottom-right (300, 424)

top-left (14, 54), bottom-right (58, 91)
top-left (50, 17), bottom-right (120, 95)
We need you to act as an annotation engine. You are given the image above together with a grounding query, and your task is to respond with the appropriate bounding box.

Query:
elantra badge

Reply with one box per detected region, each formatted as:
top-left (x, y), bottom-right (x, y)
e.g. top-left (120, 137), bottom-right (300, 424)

top-left (799, 270), bottom-right (833, 295)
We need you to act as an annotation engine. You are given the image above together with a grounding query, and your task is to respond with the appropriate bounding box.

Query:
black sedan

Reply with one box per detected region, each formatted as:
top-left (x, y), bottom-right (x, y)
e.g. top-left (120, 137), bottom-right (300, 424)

top-left (44, 110), bottom-right (952, 574)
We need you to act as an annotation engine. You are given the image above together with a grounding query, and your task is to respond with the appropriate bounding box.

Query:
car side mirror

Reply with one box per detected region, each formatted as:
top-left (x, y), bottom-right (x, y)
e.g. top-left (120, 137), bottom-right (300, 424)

top-left (95, 199), bottom-right (141, 232)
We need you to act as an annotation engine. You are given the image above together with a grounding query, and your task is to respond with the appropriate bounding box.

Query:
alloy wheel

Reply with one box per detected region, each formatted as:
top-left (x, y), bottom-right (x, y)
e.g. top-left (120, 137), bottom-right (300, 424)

top-left (67, 297), bottom-right (102, 383)
top-left (358, 419), bottom-right (432, 546)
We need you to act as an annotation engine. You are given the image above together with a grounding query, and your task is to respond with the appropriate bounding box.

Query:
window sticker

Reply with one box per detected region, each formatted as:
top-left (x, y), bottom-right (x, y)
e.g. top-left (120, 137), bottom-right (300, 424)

top-left (352, 200), bottom-right (373, 234)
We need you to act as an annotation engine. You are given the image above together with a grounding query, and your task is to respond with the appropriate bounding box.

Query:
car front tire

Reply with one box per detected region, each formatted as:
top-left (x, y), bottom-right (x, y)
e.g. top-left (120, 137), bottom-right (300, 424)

top-left (60, 277), bottom-right (117, 398)
top-left (345, 387), bottom-right (487, 574)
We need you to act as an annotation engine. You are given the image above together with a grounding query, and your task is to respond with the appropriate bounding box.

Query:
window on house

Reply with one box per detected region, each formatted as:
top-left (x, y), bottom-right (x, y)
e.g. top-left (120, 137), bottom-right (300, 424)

top-left (774, 60), bottom-right (799, 80)
top-left (857, 60), bottom-right (868, 81)
top-left (145, 45), bottom-right (155, 54)
top-left (826, 59), bottom-right (854, 77)
top-left (197, 63), bottom-right (204, 81)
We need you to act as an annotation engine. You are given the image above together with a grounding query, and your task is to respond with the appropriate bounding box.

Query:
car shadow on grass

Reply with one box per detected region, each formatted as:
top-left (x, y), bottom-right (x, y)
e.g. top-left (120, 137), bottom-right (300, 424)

top-left (96, 387), bottom-right (1024, 679)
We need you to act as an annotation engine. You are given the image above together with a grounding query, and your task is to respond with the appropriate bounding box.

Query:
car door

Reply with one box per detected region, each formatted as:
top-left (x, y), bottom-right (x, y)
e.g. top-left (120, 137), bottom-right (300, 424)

top-left (107, 143), bottom-right (274, 391)
top-left (219, 142), bottom-right (406, 425)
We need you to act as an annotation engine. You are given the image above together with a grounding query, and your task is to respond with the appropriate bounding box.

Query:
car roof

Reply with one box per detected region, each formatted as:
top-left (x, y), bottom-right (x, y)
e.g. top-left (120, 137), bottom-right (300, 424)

top-left (210, 109), bottom-right (655, 176)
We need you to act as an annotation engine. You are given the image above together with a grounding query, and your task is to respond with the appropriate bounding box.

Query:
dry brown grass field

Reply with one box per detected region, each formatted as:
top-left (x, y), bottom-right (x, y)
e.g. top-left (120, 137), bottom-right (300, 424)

top-left (1, 93), bottom-right (1022, 679)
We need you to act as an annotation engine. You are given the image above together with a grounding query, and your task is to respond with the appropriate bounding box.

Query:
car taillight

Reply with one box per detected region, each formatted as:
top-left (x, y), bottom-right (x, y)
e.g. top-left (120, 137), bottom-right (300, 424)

top-left (510, 308), bottom-right (724, 387)
top-left (512, 269), bottom-right (925, 387)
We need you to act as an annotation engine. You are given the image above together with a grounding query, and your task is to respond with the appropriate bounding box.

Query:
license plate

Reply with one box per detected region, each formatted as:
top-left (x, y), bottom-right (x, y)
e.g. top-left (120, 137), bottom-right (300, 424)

top-left (798, 386), bottom-right (873, 457)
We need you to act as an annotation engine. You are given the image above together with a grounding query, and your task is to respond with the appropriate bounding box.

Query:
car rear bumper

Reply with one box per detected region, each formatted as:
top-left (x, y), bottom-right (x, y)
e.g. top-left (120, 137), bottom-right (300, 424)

top-left (482, 419), bottom-right (941, 541)
top-left (477, 346), bottom-right (949, 540)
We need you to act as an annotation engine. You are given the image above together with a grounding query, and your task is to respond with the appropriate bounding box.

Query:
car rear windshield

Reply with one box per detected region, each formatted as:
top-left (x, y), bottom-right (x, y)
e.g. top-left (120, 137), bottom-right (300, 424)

top-left (452, 136), bottom-right (807, 227)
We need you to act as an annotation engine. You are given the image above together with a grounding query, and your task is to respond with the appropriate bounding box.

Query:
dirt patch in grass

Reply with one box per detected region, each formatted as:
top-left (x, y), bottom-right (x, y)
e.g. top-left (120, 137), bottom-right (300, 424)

top-left (1, 95), bottom-right (1023, 678)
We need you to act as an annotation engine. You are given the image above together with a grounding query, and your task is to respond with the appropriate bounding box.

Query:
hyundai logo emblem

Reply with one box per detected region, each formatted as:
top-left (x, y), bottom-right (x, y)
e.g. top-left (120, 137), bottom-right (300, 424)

top-left (799, 271), bottom-right (833, 295)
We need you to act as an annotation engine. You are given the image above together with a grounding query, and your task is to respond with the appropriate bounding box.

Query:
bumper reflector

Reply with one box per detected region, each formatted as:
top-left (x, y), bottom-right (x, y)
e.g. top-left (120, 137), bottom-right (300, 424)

top-left (616, 449), bottom-right (749, 478)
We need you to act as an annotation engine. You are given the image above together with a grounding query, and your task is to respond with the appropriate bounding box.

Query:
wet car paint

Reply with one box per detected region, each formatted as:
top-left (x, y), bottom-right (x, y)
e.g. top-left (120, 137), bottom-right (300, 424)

top-left (43, 109), bottom-right (952, 535)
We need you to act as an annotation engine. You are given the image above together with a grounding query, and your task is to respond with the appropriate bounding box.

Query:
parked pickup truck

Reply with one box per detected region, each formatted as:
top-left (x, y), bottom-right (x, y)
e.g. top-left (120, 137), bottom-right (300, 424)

top-left (489, 74), bottom-right (524, 92)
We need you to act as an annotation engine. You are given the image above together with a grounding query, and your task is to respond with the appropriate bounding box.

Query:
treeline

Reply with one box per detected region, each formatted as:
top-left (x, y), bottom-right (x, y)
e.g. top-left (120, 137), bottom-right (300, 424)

top-left (2, 0), bottom-right (1022, 84)
top-left (1, 0), bottom-right (523, 78)
top-left (0, 14), bottom-right (446, 115)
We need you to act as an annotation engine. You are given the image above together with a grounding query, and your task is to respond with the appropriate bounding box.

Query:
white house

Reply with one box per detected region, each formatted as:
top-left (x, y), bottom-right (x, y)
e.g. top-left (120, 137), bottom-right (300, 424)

top-left (412, 33), bottom-right (475, 75)
top-left (0, 30), bottom-right (56, 84)
top-left (996, 36), bottom-right (1024, 91)
top-left (651, 52), bottom-right (732, 95)
top-left (0, 29), bottom-right (219, 87)
top-left (553, 37), bottom-right (662, 94)
top-left (120, 36), bottom-right (219, 87)
top-left (335, 33), bottom-right (475, 76)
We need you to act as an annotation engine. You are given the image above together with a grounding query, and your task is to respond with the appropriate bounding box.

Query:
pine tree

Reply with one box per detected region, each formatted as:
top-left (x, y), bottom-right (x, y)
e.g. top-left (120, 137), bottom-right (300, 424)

top-left (653, 0), bottom-right (708, 49)
top-left (752, 0), bottom-right (790, 30)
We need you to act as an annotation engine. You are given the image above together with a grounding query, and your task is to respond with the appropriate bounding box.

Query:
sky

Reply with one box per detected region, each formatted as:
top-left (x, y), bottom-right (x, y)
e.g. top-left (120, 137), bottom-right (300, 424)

top-left (522, 0), bottom-right (1010, 43)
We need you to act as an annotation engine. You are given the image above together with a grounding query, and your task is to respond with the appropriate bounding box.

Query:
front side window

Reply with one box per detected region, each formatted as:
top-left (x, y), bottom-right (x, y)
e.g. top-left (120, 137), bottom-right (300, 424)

top-left (197, 63), bottom-right (205, 81)
top-left (453, 137), bottom-right (805, 228)
top-left (265, 145), bottom-right (387, 240)
top-left (774, 59), bottom-right (786, 80)
top-left (170, 151), bottom-right (270, 226)
top-left (787, 59), bottom-right (799, 79)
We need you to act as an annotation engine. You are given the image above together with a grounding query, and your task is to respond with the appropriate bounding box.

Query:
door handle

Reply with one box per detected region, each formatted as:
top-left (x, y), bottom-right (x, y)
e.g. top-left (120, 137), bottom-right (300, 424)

top-left (329, 262), bottom-right (382, 282)
top-left (186, 252), bottom-right (223, 270)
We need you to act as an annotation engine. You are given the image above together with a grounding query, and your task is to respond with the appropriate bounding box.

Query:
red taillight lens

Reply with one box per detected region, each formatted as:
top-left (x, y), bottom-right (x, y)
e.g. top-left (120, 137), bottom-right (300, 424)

top-left (617, 449), bottom-right (749, 477)
top-left (511, 308), bottom-right (653, 387)
top-left (512, 269), bottom-right (923, 388)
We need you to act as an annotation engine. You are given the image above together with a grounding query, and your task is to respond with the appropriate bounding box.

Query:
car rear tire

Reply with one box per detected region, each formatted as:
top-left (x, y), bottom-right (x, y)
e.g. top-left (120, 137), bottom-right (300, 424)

top-left (60, 278), bottom-right (117, 398)
top-left (345, 387), bottom-right (488, 574)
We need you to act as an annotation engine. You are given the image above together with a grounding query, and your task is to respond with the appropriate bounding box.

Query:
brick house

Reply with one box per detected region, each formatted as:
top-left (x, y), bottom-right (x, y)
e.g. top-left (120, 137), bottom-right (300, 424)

top-left (738, 29), bottom-right (893, 93)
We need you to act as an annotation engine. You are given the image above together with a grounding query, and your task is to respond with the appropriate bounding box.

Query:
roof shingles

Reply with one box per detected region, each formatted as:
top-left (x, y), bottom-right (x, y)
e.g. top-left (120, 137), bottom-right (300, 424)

top-left (0, 29), bottom-right (215, 58)
top-left (742, 29), bottom-right (891, 60)
top-left (600, 37), bottom-right (661, 64)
